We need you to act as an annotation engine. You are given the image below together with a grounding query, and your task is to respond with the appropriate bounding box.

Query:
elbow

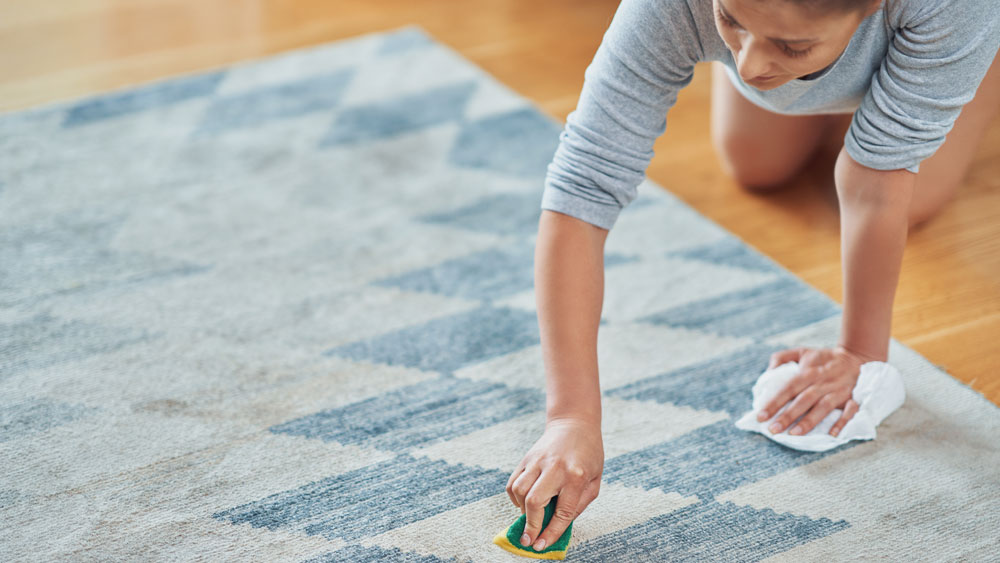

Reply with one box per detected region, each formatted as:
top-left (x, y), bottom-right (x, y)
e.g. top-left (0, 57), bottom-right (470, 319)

top-left (834, 146), bottom-right (915, 213)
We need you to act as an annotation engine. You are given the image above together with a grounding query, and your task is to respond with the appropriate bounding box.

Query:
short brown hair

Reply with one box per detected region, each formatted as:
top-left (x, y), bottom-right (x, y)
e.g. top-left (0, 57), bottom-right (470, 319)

top-left (772, 0), bottom-right (879, 17)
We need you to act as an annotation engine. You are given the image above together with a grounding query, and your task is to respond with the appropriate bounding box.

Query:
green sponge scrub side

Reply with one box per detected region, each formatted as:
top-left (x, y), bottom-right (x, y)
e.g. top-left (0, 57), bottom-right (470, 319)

top-left (492, 495), bottom-right (573, 560)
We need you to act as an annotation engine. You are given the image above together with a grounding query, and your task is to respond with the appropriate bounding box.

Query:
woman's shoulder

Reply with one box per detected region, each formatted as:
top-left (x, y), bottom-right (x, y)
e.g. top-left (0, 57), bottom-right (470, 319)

top-left (882, 0), bottom-right (999, 29)
top-left (614, 0), bottom-right (719, 38)
top-left (607, 0), bottom-right (728, 63)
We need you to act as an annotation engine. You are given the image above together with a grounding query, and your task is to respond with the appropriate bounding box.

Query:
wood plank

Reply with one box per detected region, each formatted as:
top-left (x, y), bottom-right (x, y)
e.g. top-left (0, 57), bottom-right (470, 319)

top-left (1, 0), bottom-right (997, 406)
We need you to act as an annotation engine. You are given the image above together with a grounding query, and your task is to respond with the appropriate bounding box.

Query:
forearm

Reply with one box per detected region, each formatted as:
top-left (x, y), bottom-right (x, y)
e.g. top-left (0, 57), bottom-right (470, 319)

top-left (535, 210), bottom-right (609, 426)
top-left (834, 147), bottom-right (915, 361)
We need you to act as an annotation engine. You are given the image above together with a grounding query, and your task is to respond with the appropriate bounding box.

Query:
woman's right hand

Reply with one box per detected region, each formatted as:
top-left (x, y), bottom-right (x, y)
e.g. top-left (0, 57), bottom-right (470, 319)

top-left (505, 417), bottom-right (604, 552)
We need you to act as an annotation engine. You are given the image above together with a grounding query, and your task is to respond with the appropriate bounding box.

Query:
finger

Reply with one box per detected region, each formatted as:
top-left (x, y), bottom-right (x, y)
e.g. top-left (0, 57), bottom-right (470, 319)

top-left (532, 484), bottom-right (584, 552)
top-left (829, 399), bottom-right (860, 437)
top-left (508, 465), bottom-right (530, 510)
top-left (768, 383), bottom-right (823, 434)
top-left (757, 368), bottom-right (812, 422)
top-left (519, 469), bottom-right (562, 547)
top-left (506, 465), bottom-right (526, 508)
top-left (576, 477), bottom-right (601, 515)
top-left (768, 347), bottom-right (805, 370)
top-left (787, 394), bottom-right (840, 436)
top-left (510, 465), bottom-right (540, 514)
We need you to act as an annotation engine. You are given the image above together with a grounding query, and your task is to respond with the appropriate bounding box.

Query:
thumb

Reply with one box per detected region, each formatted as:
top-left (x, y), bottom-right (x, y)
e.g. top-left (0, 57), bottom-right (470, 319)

top-left (769, 348), bottom-right (804, 370)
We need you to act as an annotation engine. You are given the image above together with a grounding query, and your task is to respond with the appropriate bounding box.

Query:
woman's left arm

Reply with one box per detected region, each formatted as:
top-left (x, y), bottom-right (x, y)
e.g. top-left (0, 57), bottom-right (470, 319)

top-left (755, 0), bottom-right (1000, 438)
top-left (756, 147), bottom-right (914, 437)
top-left (835, 145), bottom-right (914, 363)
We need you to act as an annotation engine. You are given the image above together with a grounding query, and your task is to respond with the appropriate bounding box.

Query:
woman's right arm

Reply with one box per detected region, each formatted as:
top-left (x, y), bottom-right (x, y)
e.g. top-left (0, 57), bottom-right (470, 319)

top-left (505, 0), bottom-right (707, 553)
top-left (505, 209), bottom-right (608, 553)
top-left (537, 210), bottom-right (607, 427)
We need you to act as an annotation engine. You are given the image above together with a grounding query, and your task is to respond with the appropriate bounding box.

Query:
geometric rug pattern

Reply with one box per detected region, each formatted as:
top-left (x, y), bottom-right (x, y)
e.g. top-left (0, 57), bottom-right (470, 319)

top-left (2, 25), bottom-right (998, 561)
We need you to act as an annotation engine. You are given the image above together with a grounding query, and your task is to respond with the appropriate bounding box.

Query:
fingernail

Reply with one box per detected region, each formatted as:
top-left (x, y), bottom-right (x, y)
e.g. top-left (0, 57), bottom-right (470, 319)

top-left (789, 427), bottom-right (802, 435)
top-left (757, 411), bottom-right (768, 421)
top-left (533, 539), bottom-right (547, 550)
top-left (521, 533), bottom-right (530, 546)
top-left (769, 423), bottom-right (781, 433)
top-left (831, 429), bottom-right (839, 436)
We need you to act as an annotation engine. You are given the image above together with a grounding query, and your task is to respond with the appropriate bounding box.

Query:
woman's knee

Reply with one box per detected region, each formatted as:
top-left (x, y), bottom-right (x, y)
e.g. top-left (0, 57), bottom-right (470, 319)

top-left (709, 63), bottom-right (834, 191)
top-left (711, 131), bottom-right (809, 190)
top-left (907, 177), bottom-right (961, 229)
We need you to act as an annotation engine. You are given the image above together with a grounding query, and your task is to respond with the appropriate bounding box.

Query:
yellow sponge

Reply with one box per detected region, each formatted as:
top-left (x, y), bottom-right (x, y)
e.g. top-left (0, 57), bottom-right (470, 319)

top-left (492, 496), bottom-right (573, 560)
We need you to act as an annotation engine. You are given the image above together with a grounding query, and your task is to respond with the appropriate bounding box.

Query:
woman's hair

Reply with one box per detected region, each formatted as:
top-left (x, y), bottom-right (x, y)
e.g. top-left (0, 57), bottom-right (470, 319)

top-left (776, 0), bottom-right (878, 16)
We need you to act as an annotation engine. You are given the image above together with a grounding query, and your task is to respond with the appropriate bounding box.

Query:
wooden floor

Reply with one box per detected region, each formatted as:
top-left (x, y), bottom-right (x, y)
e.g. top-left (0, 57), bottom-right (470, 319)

top-left (3, 0), bottom-right (998, 405)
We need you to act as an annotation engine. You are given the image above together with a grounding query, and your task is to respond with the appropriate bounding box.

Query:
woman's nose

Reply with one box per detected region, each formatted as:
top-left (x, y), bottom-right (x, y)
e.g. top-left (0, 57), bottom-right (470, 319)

top-left (734, 36), bottom-right (771, 82)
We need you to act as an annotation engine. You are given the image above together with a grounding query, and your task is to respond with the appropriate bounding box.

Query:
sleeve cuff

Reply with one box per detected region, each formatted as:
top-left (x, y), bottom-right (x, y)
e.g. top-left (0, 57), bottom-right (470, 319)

top-left (844, 129), bottom-right (922, 174)
top-left (540, 182), bottom-right (622, 231)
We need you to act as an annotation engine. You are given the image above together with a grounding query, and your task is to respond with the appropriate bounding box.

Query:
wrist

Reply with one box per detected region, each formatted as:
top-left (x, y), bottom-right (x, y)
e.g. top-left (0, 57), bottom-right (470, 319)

top-left (546, 409), bottom-right (601, 429)
top-left (546, 380), bottom-right (601, 427)
top-left (835, 342), bottom-right (886, 363)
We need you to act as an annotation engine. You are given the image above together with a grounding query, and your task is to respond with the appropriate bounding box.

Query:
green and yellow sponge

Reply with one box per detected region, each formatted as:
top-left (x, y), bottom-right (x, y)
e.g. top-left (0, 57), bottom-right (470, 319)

top-left (493, 496), bottom-right (573, 560)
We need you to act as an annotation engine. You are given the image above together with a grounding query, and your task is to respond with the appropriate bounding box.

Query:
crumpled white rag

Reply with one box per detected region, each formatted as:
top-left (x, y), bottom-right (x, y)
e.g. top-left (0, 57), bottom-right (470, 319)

top-left (735, 360), bottom-right (905, 452)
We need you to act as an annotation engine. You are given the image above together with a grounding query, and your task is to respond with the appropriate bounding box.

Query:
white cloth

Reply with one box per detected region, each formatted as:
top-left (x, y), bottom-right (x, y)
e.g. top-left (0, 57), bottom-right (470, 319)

top-left (735, 361), bottom-right (906, 452)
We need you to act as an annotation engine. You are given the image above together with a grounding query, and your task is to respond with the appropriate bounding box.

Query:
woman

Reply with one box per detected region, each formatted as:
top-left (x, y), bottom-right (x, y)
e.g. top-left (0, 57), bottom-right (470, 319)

top-left (506, 0), bottom-right (1000, 553)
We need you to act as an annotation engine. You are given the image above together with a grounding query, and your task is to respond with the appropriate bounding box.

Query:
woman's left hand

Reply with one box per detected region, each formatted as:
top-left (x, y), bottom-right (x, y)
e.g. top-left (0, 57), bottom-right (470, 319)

top-left (756, 346), bottom-right (877, 437)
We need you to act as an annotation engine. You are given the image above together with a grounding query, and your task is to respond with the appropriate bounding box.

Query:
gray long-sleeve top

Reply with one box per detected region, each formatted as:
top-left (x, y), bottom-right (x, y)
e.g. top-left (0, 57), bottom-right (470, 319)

top-left (540, 0), bottom-right (1000, 230)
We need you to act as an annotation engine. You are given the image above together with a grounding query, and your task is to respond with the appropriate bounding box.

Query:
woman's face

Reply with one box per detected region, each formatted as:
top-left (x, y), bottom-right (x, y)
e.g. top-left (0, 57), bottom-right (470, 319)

top-left (712, 0), bottom-right (876, 90)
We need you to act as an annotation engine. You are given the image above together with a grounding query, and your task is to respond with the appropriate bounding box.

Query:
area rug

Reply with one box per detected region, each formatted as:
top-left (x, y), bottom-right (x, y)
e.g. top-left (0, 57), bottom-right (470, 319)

top-left (2, 25), bottom-right (998, 562)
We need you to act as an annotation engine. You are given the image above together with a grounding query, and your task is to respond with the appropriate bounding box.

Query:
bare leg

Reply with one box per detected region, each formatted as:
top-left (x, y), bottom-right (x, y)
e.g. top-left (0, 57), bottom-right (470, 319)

top-left (709, 61), bottom-right (837, 190)
top-left (825, 49), bottom-right (1000, 229)
top-left (907, 48), bottom-right (1000, 228)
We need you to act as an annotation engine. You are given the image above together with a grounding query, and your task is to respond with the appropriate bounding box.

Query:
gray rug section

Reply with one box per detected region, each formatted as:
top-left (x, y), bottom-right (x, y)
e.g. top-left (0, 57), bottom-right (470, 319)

top-left (1, 25), bottom-right (998, 562)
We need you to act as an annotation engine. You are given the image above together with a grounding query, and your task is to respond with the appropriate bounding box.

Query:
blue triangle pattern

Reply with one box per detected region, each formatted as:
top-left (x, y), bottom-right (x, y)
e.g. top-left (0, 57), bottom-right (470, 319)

top-left (213, 453), bottom-right (508, 542)
top-left (572, 498), bottom-right (849, 562)
top-left (269, 374), bottom-right (544, 452)
top-left (668, 237), bottom-right (784, 274)
top-left (320, 80), bottom-right (478, 146)
top-left (63, 71), bottom-right (224, 128)
top-left (1, 313), bottom-right (152, 381)
top-left (323, 304), bottom-right (540, 374)
top-left (371, 245), bottom-right (539, 300)
top-left (372, 244), bottom-right (636, 301)
top-left (605, 342), bottom-right (786, 418)
top-left (305, 545), bottom-right (454, 563)
top-left (640, 278), bottom-right (840, 339)
top-left (418, 191), bottom-right (544, 236)
top-left (195, 68), bottom-right (356, 135)
top-left (377, 27), bottom-right (434, 57)
top-left (603, 419), bottom-right (862, 499)
top-left (448, 107), bottom-right (562, 177)
top-left (1, 212), bottom-right (209, 308)
top-left (0, 398), bottom-right (96, 442)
